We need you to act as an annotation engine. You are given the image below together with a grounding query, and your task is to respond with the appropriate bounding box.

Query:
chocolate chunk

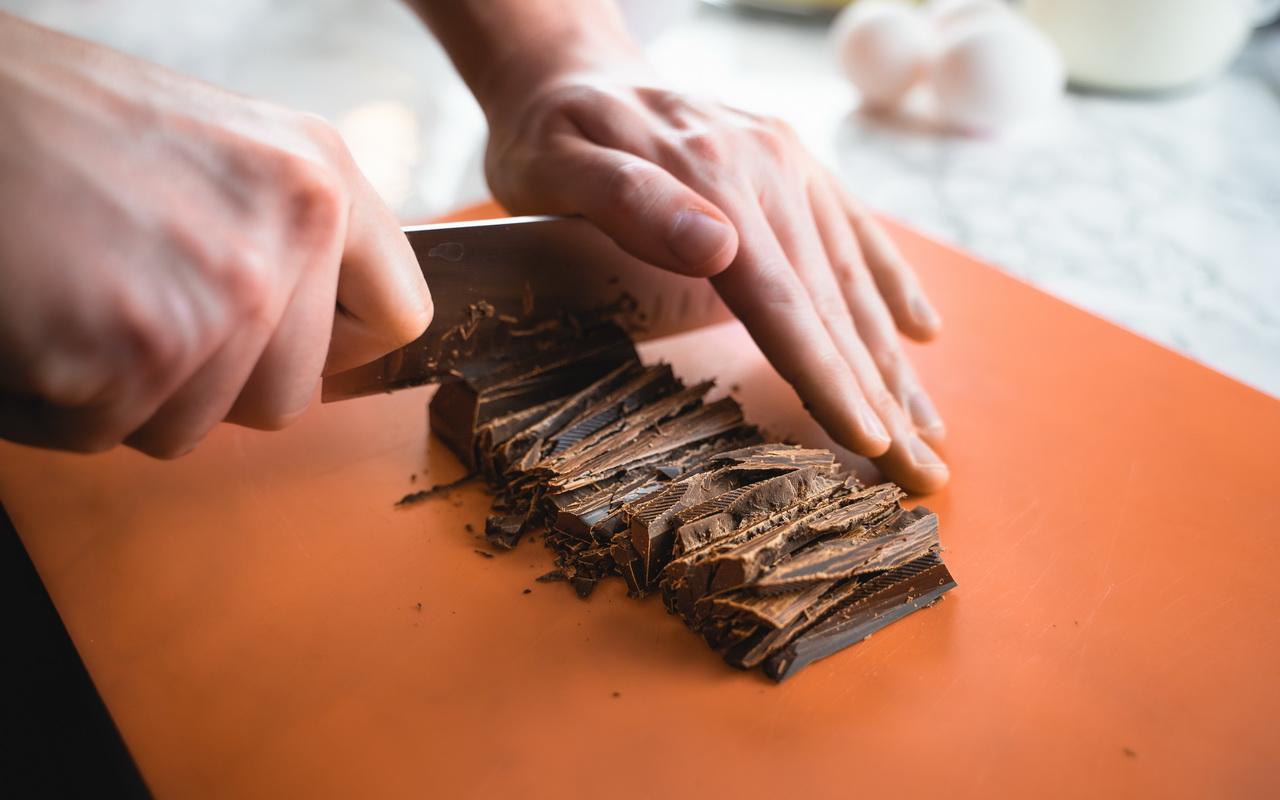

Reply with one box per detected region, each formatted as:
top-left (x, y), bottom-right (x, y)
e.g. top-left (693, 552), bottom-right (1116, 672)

top-left (762, 554), bottom-right (956, 681)
top-left (750, 507), bottom-right (940, 593)
top-left (425, 313), bottom-right (956, 680)
top-left (484, 514), bottom-right (526, 550)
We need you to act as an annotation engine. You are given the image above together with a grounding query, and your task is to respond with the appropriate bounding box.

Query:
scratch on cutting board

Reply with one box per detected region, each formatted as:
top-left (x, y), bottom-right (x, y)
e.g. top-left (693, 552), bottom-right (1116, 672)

top-left (1017, 550), bottom-right (1060, 605)
top-left (967, 499), bottom-right (1045, 590)
top-left (1081, 582), bottom-right (1115, 631)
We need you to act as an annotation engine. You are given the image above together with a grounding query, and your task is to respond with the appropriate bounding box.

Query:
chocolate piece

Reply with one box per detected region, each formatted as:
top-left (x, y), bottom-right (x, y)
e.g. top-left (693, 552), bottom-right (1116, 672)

top-left (750, 507), bottom-right (939, 593)
top-left (424, 314), bottom-right (956, 680)
top-left (484, 514), bottom-right (526, 550)
top-left (702, 482), bottom-right (903, 594)
top-left (762, 554), bottom-right (956, 680)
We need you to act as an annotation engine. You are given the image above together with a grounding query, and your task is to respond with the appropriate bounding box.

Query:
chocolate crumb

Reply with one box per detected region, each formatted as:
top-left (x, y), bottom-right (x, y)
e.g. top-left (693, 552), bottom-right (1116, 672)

top-left (1123, 747), bottom-right (1137, 758)
top-left (414, 602), bottom-right (422, 612)
top-left (464, 523), bottom-right (474, 534)
top-left (474, 549), bottom-right (494, 559)
top-left (611, 691), bottom-right (621, 698)
top-left (522, 588), bottom-right (532, 594)
top-left (394, 473), bottom-right (476, 507)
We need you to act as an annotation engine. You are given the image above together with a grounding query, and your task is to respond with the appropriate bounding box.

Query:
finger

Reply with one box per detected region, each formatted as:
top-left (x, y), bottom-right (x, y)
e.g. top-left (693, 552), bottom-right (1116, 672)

top-left (123, 310), bottom-right (278, 458)
top-left (708, 195), bottom-right (892, 458)
top-left (812, 177), bottom-right (945, 441)
top-left (324, 174), bottom-right (433, 375)
top-left (837, 188), bottom-right (942, 342)
top-left (509, 134), bottom-right (738, 279)
top-left (797, 178), bottom-right (948, 493)
top-left (0, 253), bottom-right (250, 452)
top-left (224, 231), bottom-right (342, 430)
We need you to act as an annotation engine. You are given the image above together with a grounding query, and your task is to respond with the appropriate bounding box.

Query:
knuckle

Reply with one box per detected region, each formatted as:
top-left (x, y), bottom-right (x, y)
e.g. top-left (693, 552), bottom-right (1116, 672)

top-left (677, 130), bottom-right (731, 168)
top-left (754, 270), bottom-right (805, 314)
top-left (865, 386), bottom-right (897, 414)
top-left (111, 294), bottom-right (184, 381)
top-left (219, 242), bottom-right (275, 324)
top-left (841, 260), bottom-right (874, 294)
top-left (297, 112), bottom-right (348, 163)
top-left (278, 154), bottom-right (346, 246)
top-left (810, 290), bottom-right (849, 322)
top-left (748, 117), bottom-right (795, 161)
top-left (604, 160), bottom-right (664, 211)
top-left (24, 355), bottom-right (82, 407)
top-left (873, 345), bottom-right (904, 379)
top-left (810, 350), bottom-right (850, 381)
top-left (827, 255), bottom-right (860, 288)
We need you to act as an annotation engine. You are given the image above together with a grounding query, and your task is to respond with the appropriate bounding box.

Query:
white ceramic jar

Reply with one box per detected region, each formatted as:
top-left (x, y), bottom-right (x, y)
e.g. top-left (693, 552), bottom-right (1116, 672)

top-left (1020, 0), bottom-right (1279, 91)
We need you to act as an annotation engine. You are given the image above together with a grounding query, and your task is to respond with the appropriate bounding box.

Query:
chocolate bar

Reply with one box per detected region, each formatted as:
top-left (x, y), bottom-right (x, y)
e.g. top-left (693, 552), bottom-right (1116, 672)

top-left (426, 317), bottom-right (954, 680)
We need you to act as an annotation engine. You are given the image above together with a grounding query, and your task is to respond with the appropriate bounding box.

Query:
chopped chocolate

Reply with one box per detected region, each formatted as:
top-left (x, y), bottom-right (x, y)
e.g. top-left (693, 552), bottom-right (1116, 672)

top-left (762, 554), bottom-right (956, 680)
top-left (485, 514), bottom-right (526, 550)
top-left (425, 316), bottom-right (955, 680)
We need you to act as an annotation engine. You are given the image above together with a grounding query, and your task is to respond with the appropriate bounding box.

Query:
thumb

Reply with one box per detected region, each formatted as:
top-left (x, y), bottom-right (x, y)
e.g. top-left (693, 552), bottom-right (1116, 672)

top-left (515, 140), bottom-right (738, 278)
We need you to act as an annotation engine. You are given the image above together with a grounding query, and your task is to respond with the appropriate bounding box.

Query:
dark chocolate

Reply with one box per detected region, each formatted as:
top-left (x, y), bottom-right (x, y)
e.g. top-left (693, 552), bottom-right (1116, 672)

top-left (425, 315), bottom-right (955, 680)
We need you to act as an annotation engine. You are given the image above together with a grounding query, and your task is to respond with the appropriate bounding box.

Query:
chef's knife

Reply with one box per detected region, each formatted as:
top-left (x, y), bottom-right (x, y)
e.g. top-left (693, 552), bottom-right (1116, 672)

top-left (321, 215), bottom-right (732, 402)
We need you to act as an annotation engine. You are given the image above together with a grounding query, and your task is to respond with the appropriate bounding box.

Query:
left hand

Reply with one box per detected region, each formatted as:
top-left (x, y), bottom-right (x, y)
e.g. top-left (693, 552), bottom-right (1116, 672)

top-left (480, 68), bottom-right (949, 493)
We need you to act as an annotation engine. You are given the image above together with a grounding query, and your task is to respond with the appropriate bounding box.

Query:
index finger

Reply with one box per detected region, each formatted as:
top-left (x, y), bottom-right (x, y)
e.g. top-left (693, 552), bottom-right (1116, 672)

top-left (710, 196), bottom-right (893, 458)
top-left (324, 174), bottom-right (434, 375)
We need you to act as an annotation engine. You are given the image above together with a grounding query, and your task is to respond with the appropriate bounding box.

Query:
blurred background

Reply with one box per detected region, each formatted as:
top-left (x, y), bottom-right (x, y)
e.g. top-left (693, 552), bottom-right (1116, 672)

top-left (4, 0), bottom-right (1278, 396)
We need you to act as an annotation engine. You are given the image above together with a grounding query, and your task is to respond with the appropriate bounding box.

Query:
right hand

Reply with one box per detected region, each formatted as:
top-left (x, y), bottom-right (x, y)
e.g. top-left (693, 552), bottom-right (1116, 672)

top-left (0, 13), bottom-right (433, 458)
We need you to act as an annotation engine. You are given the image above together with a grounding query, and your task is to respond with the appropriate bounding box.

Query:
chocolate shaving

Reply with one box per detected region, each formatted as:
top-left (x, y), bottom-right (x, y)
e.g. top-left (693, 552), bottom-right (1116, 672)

top-left (425, 318), bottom-right (955, 680)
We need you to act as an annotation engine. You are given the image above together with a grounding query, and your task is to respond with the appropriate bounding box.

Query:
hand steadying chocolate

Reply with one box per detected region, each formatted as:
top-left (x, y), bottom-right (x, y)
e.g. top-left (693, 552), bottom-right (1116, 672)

top-left (411, 0), bottom-right (949, 492)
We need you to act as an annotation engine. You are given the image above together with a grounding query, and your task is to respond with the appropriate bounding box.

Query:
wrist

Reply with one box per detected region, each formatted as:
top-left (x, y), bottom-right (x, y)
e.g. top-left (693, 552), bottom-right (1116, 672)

top-left (410, 1), bottom-right (649, 121)
top-left (473, 24), bottom-right (646, 120)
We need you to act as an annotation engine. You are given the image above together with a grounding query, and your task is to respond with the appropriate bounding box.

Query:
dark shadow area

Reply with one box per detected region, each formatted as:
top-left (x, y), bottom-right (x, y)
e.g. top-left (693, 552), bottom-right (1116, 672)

top-left (1, 505), bottom-right (150, 799)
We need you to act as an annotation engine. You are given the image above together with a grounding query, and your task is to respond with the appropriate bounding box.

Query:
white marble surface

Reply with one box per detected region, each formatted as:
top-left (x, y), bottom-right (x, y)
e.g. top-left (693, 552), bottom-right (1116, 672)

top-left (7, 0), bottom-right (1279, 396)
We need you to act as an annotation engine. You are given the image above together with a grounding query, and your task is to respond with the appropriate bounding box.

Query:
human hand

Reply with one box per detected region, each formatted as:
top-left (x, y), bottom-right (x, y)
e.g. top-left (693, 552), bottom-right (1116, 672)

top-left (481, 68), bottom-right (948, 492)
top-left (0, 13), bottom-right (432, 458)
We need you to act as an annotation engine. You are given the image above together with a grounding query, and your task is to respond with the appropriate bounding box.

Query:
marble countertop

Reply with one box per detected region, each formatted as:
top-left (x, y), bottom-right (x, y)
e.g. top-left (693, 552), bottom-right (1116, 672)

top-left (8, 0), bottom-right (1279, 396)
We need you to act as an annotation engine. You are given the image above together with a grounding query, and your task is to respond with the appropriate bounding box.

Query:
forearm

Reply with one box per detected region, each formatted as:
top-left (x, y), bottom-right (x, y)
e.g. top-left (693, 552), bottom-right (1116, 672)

top-left (404, 0), bottom-right (643, 114)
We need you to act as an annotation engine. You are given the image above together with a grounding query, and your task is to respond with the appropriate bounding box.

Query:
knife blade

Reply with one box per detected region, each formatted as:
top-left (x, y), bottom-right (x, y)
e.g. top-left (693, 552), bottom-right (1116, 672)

top-left (321, 215), bottom-right (731, 402)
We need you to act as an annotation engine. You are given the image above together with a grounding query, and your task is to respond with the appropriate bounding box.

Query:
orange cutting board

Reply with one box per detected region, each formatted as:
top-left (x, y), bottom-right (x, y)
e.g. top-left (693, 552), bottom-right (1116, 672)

top-left (2, 202), bottom-right (1278, 799)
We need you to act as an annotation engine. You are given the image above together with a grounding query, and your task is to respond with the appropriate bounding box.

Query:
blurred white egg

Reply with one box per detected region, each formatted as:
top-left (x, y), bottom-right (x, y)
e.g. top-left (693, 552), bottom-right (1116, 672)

top-left (930, 17), bottom-right (1064, 134)
top-left (926, 0), bottom-right (1011, 34)
top-left (832, 0), bottom-right (932, 110)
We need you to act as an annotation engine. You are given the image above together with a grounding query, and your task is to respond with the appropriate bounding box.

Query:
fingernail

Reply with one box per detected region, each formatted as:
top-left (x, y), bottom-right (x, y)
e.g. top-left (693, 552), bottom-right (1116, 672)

top-left (907, 435), bottom-right (947, 471)
top-left (858, 401), bottom-right (891, 446)
top-left (908, 391), bottom-right (944, 436)
top-left (910, 295), bottom-right (942, 330)
top-left (668, 210), bottom-right (731, 270)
